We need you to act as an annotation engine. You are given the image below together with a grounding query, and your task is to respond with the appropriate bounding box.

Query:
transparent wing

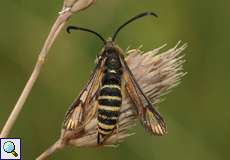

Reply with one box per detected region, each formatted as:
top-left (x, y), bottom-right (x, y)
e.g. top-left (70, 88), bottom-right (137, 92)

top-left (63, 57), bottom-right (105, 130)
top-left (121, 56), bottom-right (167, 135)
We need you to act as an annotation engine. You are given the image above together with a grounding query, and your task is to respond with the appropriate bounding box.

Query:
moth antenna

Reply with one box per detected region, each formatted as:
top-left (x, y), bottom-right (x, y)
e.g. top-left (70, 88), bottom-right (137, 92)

top-left (112, 12), bottom-right (158, 41)
top-left (67, 26), bottom-right (106, 44)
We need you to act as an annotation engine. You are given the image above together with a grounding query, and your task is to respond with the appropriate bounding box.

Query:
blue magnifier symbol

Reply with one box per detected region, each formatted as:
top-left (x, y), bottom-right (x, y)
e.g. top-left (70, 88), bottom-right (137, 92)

top-left (3, 141), bottom-right (18, 157)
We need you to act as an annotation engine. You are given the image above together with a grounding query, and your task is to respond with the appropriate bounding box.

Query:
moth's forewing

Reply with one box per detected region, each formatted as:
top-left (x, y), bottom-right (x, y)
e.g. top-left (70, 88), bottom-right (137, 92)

top-left (120, 55), bottom-right (167, 135)
top-left (63, 57), bottom-right (105, 131)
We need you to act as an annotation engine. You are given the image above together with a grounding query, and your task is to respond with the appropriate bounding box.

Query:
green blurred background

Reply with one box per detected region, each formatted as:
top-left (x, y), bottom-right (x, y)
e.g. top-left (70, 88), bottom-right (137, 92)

top-left (0, 0), bottom-right (230, 159)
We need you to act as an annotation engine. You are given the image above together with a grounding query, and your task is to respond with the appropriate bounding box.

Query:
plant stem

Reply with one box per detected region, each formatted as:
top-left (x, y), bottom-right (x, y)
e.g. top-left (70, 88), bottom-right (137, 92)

top-left (0, 11), bottom-right (72, 138)
top-left (36, 139), bottom-right (65, 160)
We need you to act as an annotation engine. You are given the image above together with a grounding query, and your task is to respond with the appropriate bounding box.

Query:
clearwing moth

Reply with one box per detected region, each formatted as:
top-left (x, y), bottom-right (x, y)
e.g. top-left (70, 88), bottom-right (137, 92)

top-left (64, 12), bottom-right (167, 145)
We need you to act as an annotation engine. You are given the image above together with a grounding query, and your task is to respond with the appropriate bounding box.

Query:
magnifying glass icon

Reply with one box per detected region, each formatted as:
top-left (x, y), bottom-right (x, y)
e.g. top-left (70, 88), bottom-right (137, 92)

top-left (3, 141), bottom-right (18, 157)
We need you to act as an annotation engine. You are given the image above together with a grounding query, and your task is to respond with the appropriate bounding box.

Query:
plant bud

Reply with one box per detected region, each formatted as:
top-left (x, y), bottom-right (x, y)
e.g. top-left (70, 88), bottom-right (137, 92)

top-left (63, 0), bottom-right (96, 13)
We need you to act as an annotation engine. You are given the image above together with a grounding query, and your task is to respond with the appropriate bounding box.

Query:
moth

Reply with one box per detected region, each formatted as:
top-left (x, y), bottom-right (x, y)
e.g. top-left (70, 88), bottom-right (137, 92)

top-left (63, 12), bottom-right (167, 145)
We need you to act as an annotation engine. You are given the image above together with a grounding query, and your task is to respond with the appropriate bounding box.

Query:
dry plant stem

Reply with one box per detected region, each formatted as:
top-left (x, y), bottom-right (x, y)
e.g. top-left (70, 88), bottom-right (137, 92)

top-left (0, 11), bottom-right (72, 138)
top-left (36, 140), bottom-right (65, 160)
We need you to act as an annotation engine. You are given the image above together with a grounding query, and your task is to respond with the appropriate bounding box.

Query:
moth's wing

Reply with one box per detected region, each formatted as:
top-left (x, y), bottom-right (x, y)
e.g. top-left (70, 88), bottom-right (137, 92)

top-left (63, 57), bottom-right (105, 130)
top-left (121, 56), bottom-right (167, 135)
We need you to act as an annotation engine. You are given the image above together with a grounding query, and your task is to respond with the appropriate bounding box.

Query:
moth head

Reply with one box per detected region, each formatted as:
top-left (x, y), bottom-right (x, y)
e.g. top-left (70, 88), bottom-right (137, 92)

top-left (102, 41), bottom-right (124, 58)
